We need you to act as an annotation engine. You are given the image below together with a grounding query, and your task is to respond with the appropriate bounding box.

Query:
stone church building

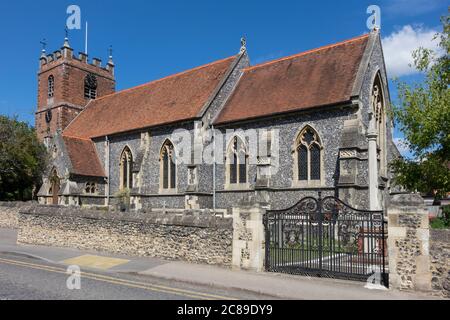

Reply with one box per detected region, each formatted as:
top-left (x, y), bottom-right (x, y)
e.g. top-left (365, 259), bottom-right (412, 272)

top-left (36, 29), bottom-right (400, 212)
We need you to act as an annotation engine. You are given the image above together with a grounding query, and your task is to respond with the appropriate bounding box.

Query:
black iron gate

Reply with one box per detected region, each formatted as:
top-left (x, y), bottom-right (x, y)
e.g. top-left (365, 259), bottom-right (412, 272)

top-left (264, 192), bottom-right (388, 287)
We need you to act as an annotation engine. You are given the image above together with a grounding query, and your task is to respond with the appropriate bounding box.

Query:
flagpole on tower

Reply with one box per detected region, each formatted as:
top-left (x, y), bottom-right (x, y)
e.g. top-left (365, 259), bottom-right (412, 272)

top-left (85, 21), bottom-right (88, 55)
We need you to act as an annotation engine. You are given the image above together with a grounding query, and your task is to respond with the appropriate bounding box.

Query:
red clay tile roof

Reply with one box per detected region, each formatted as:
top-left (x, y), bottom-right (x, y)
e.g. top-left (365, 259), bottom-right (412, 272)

top-left (63, 136), bottom-right (105, 177)
top-left (214, 34), bottom-right (369, 125)
top-left (64, 56), bottom-right (236, 139)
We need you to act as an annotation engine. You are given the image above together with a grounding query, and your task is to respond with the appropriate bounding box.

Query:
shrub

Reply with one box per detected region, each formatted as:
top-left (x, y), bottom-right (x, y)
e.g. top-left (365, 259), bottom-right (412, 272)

top-left (114, 188), bottom-right (130, 212)
top-left (430, 205), bottom-right (450, 229)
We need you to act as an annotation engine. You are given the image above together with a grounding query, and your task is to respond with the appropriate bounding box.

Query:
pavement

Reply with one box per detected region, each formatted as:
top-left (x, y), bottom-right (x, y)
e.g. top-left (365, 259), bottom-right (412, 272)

top-left (0, 228), bottom-right (443, 300)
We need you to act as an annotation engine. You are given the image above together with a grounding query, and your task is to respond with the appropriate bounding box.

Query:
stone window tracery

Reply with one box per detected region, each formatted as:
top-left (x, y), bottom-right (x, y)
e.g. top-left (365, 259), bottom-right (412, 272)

top-left (84, 182), bottom-right (97, 194)
top-left (227, 136), bottom-right (248, 186)
top-left (120, 147), bottom-right (133, 190)
top-left (293, 126), bottom-right (324, 186)
top-left (371, 73), bottom-right (387, 176)
top-left (160, 140), bottom-right (176, 190)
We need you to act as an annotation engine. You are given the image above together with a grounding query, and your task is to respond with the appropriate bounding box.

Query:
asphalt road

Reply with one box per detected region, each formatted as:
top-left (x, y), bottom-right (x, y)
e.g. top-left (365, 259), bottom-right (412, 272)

top-left (0, 253), bottom-right (272, 300)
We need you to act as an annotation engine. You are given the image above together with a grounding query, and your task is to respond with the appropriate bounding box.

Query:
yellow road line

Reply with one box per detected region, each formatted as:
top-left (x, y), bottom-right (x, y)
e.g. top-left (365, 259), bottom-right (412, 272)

top-left (0, 258), bottom-right (208, 300)
top-left (0, 257), bottom-right (237, 300)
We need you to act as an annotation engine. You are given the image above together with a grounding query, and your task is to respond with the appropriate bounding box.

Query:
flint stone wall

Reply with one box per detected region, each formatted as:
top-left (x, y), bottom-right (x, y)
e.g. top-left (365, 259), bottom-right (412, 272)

top-left (18, 206), bottom-right (233, 266)
top-left (387, 194), bottom-right (432, 292)
top-left (430, 229), bottom-right (450, 298)
top-left (0, 202), bottom-right (35, 229)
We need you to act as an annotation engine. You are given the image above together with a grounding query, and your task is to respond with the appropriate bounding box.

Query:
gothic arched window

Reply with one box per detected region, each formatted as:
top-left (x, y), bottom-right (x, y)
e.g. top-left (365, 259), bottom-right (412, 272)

top-left (227, 136), bottom-right (248, 186)
top-left (120, 147), bottom-right (133, 190)
top-left (48, 75), bottom-right (54, 98)
top-left (84, 182), bottom-right (97, 194)
top-left (371, 73), bottom-right (387, 175)
top-left (160, 140), bottom-right (176, 190)
top-left (84, 74), bottom-right (98, 99)
top-left (294, 126), bottom-right (323, 184)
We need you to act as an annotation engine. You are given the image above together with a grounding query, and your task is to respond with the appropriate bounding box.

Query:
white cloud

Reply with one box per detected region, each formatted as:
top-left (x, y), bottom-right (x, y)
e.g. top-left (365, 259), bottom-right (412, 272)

top-left (382, 25), bottom-right (441, 78)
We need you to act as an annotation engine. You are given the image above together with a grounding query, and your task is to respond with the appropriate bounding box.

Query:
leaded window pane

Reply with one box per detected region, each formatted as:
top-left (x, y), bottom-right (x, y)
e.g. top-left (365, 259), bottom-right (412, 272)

top-left (310, 144), bottom-right (321, 180)
top-left (170, 155), bottom-right (176, 189)
top-left (122, 158), bottom-right (128, 189)
top-left (163, 151), bottom-right (169, 189)
top-left (298, 145), bottom-right (308, 181)
top-left (239, 154), bottom-right (246, 184)
top-left (128, 163), bottom-right (133, 189)
top-left (230, 153), bottom-right (237, 184)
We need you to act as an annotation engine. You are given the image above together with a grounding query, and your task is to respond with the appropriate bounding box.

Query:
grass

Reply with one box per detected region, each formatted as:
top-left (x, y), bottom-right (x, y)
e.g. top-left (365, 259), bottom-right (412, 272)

top-left (268, 240), bottom-right (358, 264)
top-left (430, 206), bottom-right (450, 229)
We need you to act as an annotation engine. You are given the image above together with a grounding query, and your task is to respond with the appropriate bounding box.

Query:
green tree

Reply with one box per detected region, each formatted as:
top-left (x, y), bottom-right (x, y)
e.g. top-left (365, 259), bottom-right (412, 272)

top-left (391, 13), bottom-right (450, 198)
top-left (0, 115), bottom-right (48, 200)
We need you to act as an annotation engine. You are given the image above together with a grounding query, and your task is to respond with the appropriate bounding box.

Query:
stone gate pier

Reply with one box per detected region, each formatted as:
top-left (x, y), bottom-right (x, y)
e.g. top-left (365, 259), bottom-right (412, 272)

top-left (387, 193), bottom-right (449, 298)
top-left (232, 201), bottom-right (266, 272)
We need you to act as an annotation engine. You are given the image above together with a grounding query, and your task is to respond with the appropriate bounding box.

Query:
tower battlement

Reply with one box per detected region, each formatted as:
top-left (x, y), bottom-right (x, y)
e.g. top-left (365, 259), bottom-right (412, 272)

top-left (39, 40), bottom-right (114, 77)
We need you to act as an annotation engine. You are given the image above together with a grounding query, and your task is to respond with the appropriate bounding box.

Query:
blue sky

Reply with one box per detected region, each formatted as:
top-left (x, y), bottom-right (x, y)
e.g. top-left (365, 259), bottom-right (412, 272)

top-left (0, 0), bottom-right (447, 157)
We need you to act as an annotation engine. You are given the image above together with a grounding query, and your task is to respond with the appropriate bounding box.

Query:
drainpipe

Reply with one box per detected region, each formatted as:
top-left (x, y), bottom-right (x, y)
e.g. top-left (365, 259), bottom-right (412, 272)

top-left (105, 135), bottom-right (110, 207)
top-left (212, 125), bottom-right (216, 212)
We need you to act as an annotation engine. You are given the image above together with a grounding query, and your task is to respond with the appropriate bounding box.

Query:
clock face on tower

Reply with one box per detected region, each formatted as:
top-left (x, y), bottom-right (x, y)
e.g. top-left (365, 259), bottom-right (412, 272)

top-left (45, 109), bottom-right (52, 123)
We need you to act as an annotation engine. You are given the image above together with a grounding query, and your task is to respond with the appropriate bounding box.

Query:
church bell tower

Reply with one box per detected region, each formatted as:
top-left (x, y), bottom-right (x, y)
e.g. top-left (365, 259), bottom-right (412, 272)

top-left (35, 37), bottom-right (116, 144)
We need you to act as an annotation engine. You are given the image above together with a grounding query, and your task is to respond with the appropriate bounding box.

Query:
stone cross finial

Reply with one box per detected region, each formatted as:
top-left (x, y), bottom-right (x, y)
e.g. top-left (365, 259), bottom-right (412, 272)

top-left (373, 11), bottom-right (380, 31)
top-left (240, 36), bottom-right (247, 53)
top-left (63, 27), bottom-right (71, 49)
top-left (40, 39), bottom-right (47, 53)
top-left (108, 45), bottom-right (113, 59)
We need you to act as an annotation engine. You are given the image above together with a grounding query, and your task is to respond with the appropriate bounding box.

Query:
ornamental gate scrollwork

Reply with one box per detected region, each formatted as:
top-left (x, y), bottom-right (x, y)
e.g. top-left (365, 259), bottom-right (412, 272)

top-left (264, 192), bottom-right (388, 287)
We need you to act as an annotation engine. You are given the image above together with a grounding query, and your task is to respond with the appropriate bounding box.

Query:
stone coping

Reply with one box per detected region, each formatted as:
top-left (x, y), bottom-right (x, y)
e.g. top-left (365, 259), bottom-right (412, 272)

top-left (19, 205), bottom-right (233, 230)
top-left (390, 193), bottom-right (424, 207)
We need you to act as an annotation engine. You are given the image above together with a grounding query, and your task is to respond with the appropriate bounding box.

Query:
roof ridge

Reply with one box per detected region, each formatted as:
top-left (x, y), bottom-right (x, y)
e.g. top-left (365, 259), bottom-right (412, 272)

top-left (93, 55), bottom-right (236, 103)
top-left (244, 33), bottom-right (370, 72)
